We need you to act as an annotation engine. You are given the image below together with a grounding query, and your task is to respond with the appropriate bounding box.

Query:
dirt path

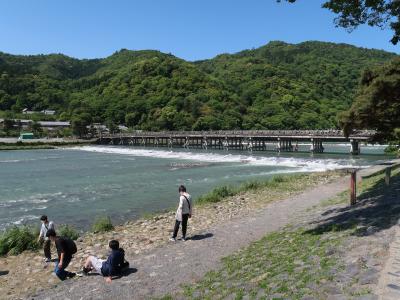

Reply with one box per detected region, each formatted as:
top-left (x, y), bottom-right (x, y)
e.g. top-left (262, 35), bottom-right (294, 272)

top-left (374, 168), bottom-right (400, 300)
top-left (32, 176), bottom-right (350, 300)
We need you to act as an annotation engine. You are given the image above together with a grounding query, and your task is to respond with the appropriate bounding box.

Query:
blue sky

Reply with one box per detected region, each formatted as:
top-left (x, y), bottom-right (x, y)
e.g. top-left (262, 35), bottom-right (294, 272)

top-left (0, 0), bottom-right (398, 61)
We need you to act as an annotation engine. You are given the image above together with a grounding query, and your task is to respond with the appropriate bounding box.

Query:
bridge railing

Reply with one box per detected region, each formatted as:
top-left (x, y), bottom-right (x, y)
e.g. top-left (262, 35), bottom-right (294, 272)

top-left (100, 129), bottom-right (375, 138)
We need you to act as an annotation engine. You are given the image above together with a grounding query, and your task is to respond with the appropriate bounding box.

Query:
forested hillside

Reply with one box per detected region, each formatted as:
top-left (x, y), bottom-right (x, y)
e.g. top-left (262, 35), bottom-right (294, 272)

top-left (0, 41), bottom-right (396, 130)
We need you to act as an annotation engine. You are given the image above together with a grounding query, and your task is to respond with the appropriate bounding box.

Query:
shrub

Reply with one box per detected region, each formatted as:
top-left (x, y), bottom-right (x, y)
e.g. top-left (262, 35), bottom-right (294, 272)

top-left (239, 181), bottom-right (263, 191)
top-left (196, 174), bottom-right (299, 205)
top-left (270, 175), bottom-right (286, 183)
top-left (91, 216), bottom-right (114, 233)
top-left (197, 185), bottom-right (236, 204)
top-left (57, 224), bottom-right (80, 240)
top-left (0, 226), bottom-right (39, 256)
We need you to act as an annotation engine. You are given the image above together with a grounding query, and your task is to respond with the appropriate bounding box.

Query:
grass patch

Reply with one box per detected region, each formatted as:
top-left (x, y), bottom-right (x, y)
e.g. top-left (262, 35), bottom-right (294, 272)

top-left (0, 226), bottom-right (39, 256)
top-left (57, 224), bottom-right (80, 240)
top-left (182, 227), bottom-right (345, 300)
top-left (171, 168), bottom-right (399, 299)
top-left (196, 174), bottom-right (316, 205)
top-left (91, 216), bottom-right (114, 233)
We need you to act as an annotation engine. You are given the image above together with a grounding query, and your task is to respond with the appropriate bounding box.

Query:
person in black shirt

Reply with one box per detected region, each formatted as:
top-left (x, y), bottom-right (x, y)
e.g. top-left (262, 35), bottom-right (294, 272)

top-left (46, 229), bottom-right (76, 280)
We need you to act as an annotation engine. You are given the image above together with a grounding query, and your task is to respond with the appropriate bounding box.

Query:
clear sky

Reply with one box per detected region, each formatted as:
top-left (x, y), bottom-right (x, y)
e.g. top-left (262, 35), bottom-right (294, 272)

top-left (0, 0), bottom-right (398, 61)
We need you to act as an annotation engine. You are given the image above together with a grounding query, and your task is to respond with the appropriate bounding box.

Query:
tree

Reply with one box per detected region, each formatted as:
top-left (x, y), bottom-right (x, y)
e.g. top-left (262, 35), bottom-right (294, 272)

top-left (2, 119), bottom-right (14, 133)
top-left (280, 0), bottom-right (400, 44)
top-left (30, 121), bottom-right (43, 137)
top-left (281, 0), bottom-right (400, 142)
top-left (71, 113), bottom-right (91, 138)
top-left (339, 58), bottom-right (400, 141)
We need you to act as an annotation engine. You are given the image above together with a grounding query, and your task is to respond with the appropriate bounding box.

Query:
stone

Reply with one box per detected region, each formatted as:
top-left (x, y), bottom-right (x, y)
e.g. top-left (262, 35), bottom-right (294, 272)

top-left (353, 295), bottom-right (378, 300)
top-left (358, 268), bottom-right (379, 285)
top-left (345, 263), bottom-right (360, 277)
top-left (366, 226), bottom-right (379, 235)
top-left (326, 295), bottom-right (346, 300)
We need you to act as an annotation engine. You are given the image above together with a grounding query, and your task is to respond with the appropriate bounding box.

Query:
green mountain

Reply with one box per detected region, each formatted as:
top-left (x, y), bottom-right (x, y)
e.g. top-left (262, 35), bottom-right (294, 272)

top-left (0, 41), bottom-right (397, 130)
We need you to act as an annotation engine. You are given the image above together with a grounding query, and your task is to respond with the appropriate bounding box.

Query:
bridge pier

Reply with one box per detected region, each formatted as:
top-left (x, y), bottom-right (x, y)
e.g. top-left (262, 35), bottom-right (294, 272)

top-left (350, 139), bottom-right (360, 155)
top-left (310, 139), bottom-right (324, 153)
top-left (277, 139), bottom-right (293, 152)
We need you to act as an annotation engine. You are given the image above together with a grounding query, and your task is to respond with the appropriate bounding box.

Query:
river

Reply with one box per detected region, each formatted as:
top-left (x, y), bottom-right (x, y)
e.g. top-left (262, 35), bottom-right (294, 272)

top-left (0, 144), bottom-right (392, 230)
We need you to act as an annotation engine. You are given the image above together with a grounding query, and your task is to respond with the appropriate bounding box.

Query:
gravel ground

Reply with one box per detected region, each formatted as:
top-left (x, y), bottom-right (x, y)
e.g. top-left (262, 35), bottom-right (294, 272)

top-left (25, 161), bottom-right (400, 300)
top-left (32, 176), bottom-right (350, 300)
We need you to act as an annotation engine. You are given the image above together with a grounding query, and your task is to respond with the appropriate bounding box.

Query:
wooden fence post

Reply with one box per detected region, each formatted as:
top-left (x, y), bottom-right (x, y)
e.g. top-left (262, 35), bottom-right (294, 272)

top-left (350, 170), bottom-right (357, 205)
top-left (385, 167), bottom-right (391, 186)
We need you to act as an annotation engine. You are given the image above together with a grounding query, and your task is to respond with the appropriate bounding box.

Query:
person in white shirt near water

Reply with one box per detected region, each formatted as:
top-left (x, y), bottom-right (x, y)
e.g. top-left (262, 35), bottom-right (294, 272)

top-left (38, 215), bottom-right (55, 262)
top-left (170, 185), bottom-right (193, 242)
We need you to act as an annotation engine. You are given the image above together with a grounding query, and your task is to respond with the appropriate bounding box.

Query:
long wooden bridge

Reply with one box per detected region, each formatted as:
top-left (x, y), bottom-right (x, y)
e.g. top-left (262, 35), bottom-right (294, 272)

top-left (96, 130), bottom-right (376, 155)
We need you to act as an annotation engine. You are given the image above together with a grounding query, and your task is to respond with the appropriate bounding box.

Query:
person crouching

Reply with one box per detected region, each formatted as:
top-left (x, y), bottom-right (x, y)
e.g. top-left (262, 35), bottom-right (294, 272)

top-left (46, 229), bottom-right (76, 280)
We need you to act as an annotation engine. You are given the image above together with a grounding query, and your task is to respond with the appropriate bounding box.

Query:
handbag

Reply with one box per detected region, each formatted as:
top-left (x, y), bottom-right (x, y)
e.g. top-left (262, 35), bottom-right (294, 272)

top-left (183, 195), bottom-right (192, 218)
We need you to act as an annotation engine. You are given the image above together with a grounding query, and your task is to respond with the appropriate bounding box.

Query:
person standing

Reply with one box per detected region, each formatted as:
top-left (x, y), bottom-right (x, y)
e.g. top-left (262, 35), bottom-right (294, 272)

top-left (46, 229), bottom-right (76, 280)
top-left (170, 185), bottom-right (193, 242)
top-left (37, 215), bottom-right (55, 262)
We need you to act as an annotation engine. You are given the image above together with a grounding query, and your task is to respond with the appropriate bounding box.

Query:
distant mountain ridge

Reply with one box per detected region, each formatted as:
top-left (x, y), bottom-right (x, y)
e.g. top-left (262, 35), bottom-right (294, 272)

top-left (0, 41), bottom-right (397, 130)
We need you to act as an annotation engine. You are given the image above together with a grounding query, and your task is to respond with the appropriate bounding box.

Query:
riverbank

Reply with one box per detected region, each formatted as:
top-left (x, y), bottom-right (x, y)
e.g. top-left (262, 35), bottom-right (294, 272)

top-left (0, 171), bottom-right (342, 299)
top-left (171, 167), bottom-right (400, 299)
top-left (0, 139), bottom-right (95, 151)
top-left (29, 162), bottom-right (400, 300)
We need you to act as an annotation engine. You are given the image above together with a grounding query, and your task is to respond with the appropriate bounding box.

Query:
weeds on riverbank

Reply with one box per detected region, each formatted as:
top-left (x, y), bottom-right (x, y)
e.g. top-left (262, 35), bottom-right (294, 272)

top-left (0, 226), bottom-right (39, 256)
top-left (196, 174), bottom-right (306, 205)
top-left (58, 224), bottom-right (80, 240)
top-left (91, 216), bottom-right (114, 233)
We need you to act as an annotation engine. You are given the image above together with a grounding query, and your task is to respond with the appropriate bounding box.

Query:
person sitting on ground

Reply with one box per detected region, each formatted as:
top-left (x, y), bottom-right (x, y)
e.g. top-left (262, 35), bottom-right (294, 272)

top-left (37, 215), bottom-right (55, 262)
top-left (46, 229), bottom-right (76, 280)
top-left (170, 185), bottom-right (193, 242)
top-left (80, 240), bottom-right (127, 283)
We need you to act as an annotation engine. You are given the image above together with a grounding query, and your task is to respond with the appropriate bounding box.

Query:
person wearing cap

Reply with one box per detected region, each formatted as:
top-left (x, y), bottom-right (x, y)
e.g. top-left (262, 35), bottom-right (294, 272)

top-left (37, 215), bottom-right (55, 262)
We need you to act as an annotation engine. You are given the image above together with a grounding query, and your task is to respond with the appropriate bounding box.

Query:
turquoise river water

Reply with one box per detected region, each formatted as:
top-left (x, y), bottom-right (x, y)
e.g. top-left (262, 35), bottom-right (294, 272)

top-left (0, 144), bottom-right (393, 230)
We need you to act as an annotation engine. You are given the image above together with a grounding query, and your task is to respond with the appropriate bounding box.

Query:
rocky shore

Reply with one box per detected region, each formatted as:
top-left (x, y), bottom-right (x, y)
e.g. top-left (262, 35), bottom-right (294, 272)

top-left (0, 172), bottom-right (340, 300)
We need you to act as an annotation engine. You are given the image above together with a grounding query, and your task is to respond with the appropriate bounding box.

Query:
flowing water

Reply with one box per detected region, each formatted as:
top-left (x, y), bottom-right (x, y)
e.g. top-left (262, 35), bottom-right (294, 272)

top-left (0, 144), bottom-right (392, 230)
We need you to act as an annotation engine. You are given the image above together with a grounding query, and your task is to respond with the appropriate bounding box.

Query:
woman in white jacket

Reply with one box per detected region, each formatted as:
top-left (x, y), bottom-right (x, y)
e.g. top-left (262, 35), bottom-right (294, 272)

top-left (170, 185), bottom-right (193, 242)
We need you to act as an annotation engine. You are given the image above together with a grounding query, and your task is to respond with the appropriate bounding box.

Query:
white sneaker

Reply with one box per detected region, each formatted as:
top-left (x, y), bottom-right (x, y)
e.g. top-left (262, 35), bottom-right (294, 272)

top-left (169, 237), bottom-right (176, 242)
top-left (181, 237), bottom-right (186, 242)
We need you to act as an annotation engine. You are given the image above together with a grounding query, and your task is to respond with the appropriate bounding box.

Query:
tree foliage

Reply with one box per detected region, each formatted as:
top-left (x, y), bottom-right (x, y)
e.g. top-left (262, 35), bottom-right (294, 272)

top-left (281, 0), bottom-right (400, 45)
top-left (0, 41), bottom-right (396, 131)
top-left (340, 57), bottom-right (400, 141)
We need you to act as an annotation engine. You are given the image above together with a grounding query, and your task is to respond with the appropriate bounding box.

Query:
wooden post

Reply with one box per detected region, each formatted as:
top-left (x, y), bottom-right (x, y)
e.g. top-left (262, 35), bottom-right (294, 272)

top-left (385, 167), bottom-right (391, 186)
top-left (350, 170), bottom-right (357, 205)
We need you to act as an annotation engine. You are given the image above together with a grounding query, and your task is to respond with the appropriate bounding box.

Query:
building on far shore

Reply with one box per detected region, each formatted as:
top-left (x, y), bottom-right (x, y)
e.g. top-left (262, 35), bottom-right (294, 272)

top-left (22, 108), bottom-right (35, 115)
top-left (22, 108), bottom-right (56, 115)
top-left (0, 119), bottom-right (70, 131)
top-left (38, 121), bottom-right (70, 130)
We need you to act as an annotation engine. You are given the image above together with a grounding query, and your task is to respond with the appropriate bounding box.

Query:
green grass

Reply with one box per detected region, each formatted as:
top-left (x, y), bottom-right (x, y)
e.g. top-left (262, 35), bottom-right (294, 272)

top-left (170, 167), bottom-right (399, 299)
top-left (91, 216), bottom-right (114, 233)
top-left (0, 226), bottom-right (39, 256)
top-left (182, 227), bottom-right (345, 300)
top-left (57, 224), bottom-right (80, 240)
top-left (196, 174), bottom-right (319, 205)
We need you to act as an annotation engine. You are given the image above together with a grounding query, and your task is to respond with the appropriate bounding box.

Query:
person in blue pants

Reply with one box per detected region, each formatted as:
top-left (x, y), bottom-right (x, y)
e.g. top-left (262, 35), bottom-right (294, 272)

top-left (46, 229), bottom-right (76, 280)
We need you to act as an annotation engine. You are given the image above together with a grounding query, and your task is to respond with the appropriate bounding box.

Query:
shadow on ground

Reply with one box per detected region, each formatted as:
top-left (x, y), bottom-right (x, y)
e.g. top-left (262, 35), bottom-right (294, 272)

top-left (305, 173), bottom-right (400, 236)
top-left (84, 268), bottom-right (137, 279)
top-left (0, 270), bottom-right (9, 276)
top-left (189, 233), bottom-right (213, 241)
